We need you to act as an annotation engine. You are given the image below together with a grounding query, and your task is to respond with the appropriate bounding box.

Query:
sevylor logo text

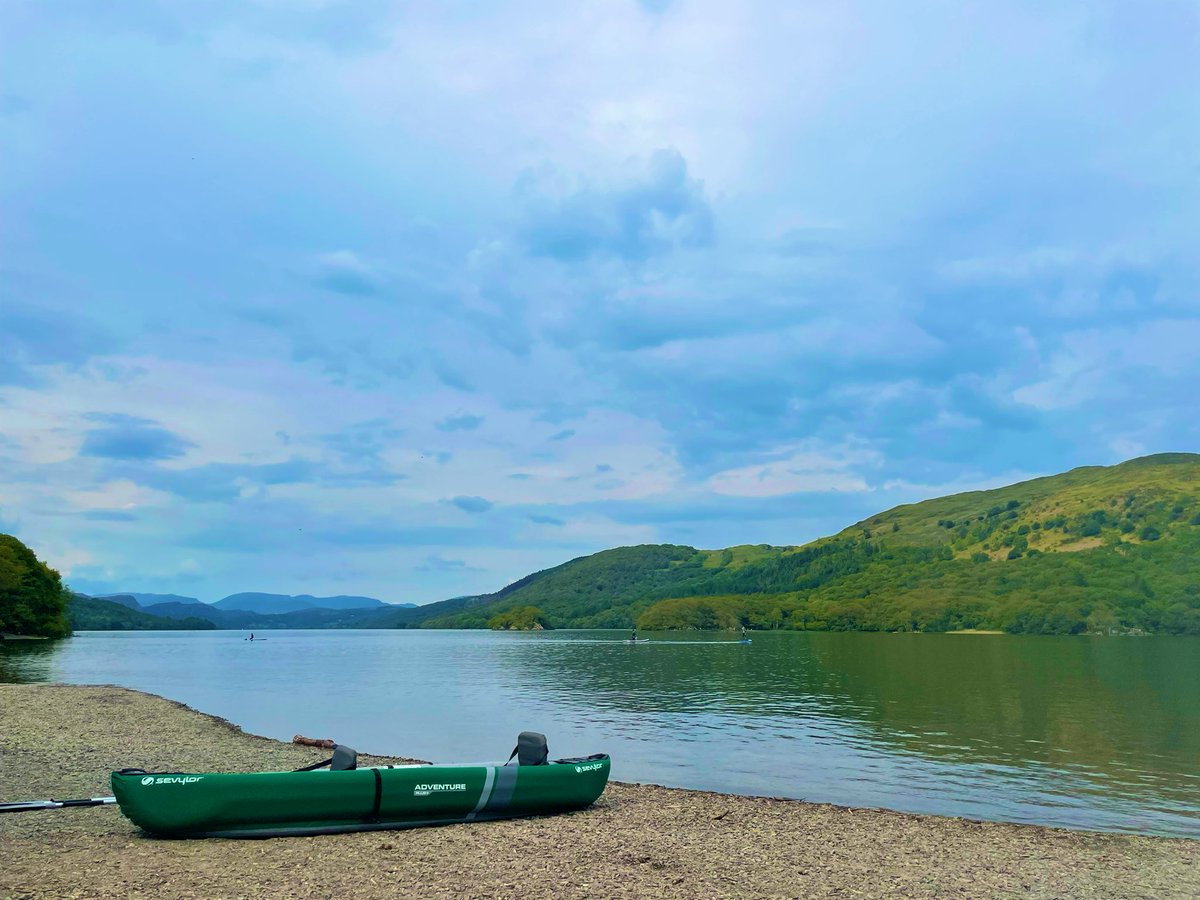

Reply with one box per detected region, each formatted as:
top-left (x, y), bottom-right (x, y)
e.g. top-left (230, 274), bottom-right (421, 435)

top-left (575, 762), bottom-right (604, 773)
top-left (413, 783), bottom-right (467, 797)
top-left (140, 776), bottom-right (204, 786)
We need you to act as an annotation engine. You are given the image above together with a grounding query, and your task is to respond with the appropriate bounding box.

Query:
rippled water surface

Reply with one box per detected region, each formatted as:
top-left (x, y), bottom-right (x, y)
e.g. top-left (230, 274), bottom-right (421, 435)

top-left (3, 630), bottom-right (1197, 836)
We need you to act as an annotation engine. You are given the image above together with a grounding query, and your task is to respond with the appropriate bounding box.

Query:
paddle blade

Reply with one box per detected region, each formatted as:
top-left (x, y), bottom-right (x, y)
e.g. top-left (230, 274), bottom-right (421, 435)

top-left (0, 800), bottom-right (55, 813)
top-left (0, 797), bottom-right (115, 814)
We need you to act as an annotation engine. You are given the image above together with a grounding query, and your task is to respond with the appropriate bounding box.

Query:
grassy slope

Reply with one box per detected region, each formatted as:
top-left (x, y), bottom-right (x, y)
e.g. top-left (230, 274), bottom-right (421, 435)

top-left (418, 544), bottom-right (751, 628)
top-left (417, 453), bottom-right (1200, 633)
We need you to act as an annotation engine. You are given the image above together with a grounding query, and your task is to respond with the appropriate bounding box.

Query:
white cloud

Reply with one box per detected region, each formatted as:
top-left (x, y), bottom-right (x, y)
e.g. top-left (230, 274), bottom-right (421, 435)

top-left (706, 444), bottom-right (876, 498)
top-left (1014, 319), bottom-right (1200, 411)
top-left (879, 472), bottom-right (1044, 501)
top-left (2, 0), bottom-right (1197, 601)
top-left (68, 480), bottom-right (165, 512)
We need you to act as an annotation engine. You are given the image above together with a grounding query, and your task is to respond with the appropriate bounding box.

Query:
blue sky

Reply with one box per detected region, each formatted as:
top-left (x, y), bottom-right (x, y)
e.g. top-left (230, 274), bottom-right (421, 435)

top-left (1, 1), bottom-right (1197, 604)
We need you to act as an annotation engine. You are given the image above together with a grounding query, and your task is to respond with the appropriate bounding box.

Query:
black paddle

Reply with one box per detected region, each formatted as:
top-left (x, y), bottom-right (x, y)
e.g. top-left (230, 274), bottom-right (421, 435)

top-left (0, 796), bottom-right (115, 814)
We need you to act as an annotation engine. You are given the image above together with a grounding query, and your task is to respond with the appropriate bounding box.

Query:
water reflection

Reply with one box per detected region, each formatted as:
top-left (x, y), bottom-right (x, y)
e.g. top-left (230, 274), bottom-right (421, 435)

top-left (491, 631), bottom-right (1200, 833)
top-left (0, 639), bottom-right (58, 683)
top-left (513, 632), bottom-right (1200, 768)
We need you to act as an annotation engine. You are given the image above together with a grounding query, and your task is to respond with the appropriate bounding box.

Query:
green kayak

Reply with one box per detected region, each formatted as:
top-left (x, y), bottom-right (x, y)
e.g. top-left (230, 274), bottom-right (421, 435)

top-left (110, 733), bottom-right (609, 838)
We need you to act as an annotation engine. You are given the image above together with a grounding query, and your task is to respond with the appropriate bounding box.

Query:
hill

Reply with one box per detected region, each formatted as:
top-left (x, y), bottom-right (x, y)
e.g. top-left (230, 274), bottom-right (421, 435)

top-left (99, 593), bottom-right (203, 608)
top-left (415, 453), bottom-right (1200, 635)
top-left (96, 594), bottom-right (144, 610)
top-left (212, 593), bottom-right (402, 614)
top-left (139, 601), bottom-right (246, 626)
top-left (0, 534), bottom-right (71, 638)
top-left (68, 595), bottom-right (216, 631)
top-left (136, 601), bottom-right (401, 630)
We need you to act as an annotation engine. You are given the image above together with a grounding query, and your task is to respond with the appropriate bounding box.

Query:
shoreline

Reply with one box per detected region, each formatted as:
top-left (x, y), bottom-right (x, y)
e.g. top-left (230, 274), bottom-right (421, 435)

top-left (2, 684), bottom-right (1198, 898)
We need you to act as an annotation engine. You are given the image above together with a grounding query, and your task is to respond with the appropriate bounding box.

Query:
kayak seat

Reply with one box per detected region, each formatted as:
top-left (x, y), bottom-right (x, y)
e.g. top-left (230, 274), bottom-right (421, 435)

top-left (330, 744), bottom-right (358, 771)
top-left (506, 731), bottom-right (549, 766)
top-left (293, 744), bottom-right (358, 773)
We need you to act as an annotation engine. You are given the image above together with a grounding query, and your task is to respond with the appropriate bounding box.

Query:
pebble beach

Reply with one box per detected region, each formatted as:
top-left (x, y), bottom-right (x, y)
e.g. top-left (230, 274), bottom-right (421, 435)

top-left (1, 683), bottom-right (1197, 899)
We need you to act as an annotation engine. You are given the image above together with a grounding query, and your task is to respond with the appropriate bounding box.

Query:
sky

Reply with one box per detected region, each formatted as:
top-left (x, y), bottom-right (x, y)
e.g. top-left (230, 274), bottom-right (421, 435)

top-left (1, 1), bottom-right (1198, 604)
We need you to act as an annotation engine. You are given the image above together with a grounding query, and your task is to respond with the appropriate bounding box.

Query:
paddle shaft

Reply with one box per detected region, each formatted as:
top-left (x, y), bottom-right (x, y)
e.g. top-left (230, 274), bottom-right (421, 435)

top-left (0, 796), bottom-right (115, 814)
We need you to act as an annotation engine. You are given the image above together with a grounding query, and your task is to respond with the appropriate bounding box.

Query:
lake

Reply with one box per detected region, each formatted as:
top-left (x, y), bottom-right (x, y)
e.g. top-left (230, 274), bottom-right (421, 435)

top-left (2, 629), bottom-right (1197, 837)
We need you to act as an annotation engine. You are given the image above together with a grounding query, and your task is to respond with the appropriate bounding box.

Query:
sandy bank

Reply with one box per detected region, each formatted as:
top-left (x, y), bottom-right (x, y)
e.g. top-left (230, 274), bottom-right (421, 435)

top-left (1, 684), bottom-right (1197, 899)
top-left (946, 629), bottom-right (1007, 634)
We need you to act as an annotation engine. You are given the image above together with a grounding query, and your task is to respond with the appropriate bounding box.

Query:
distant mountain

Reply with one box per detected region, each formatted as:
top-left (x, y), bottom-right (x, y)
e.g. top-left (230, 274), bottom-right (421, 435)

top-left (100, 592), bottom-right (203, 608)
top-left (213, 593), bottom-right (406, 614)
top-left (69, 595), bottom-right (215, 631)
top-left (72, 592), bottom-right (417, 631)
top-left (407, 453), bottom-right (1200, 636)
top-left (139, 601), bottom-right (400, 630)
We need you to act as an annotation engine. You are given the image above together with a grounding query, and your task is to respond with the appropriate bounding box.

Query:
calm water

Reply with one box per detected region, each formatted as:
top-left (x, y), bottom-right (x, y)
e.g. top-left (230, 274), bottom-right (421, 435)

top-left (2, 630), bottom-right (1198, 837)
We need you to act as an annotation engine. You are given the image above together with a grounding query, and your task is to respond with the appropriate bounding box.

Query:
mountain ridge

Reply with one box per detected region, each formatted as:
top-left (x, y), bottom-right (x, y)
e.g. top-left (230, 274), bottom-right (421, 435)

top-left (89, 591), bottom-right (416, 616)
top-left (99, 592), bottom-right (204, 608)
top-left (411, 453), bottom-right (1200, 634)
top-left (212, 592), bottom-right (402, 614)
top-left (52, 452), bottom-right (1200, 636)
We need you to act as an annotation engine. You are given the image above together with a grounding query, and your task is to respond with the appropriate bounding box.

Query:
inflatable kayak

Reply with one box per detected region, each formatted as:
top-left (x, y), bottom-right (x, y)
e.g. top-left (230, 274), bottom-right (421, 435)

top-left (110, 732), bottom-right (609, 838)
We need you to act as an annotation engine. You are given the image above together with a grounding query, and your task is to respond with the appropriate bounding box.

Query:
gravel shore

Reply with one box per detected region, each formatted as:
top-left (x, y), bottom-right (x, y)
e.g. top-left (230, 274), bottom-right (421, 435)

top-left (1, 683), bottom-right (1197, 899)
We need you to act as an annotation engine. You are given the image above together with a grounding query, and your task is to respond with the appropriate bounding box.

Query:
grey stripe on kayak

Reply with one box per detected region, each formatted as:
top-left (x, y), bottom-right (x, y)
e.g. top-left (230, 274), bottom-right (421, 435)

top-left (484, 764), bottom-right (517, 813)
top-left (465, 766), bottom-right (496, 820)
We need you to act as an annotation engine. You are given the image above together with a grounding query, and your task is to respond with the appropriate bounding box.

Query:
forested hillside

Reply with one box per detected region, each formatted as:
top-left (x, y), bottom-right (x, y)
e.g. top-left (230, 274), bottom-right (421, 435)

top-left (68, 595), bottom-right (217, 631)
top-left (418, 454), bottom-right (1200, 635)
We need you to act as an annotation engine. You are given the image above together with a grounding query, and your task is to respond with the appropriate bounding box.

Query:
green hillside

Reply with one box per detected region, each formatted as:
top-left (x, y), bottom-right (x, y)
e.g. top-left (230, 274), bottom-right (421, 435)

top-left (419, 453), bottom-right (1200, 635)
top-left (67, 594), bottom-right (217, 632)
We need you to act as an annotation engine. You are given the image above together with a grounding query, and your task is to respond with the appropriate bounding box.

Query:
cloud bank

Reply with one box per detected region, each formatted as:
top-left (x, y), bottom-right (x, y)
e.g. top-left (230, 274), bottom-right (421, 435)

top-left (1, 0), bottom-right (1196, 601)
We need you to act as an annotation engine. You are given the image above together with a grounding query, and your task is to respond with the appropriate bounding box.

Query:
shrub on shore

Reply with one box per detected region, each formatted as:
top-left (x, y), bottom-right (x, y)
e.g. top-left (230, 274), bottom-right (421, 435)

top-left (488, 606), bottom-right (552, 630)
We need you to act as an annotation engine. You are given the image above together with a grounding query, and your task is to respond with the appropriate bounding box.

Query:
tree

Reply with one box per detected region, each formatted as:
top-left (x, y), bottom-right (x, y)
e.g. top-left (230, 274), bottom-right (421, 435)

top-left (1086, 605), bottom-right (1119, 635)
top-left (0, 535), bottom-right (71, 638)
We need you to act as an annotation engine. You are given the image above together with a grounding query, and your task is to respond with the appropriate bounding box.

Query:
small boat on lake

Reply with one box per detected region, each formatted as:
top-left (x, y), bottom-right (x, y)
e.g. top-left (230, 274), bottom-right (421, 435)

top-left (110, 732), bottom-right (609, 838)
